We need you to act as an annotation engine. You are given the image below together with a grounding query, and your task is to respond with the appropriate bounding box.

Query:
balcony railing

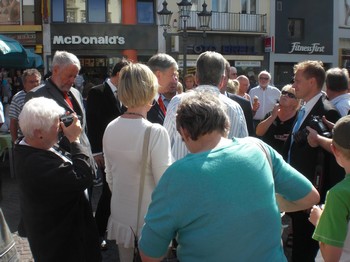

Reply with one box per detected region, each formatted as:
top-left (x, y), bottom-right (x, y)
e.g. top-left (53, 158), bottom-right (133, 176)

top-left (178, 11), bottom-right (267, 34)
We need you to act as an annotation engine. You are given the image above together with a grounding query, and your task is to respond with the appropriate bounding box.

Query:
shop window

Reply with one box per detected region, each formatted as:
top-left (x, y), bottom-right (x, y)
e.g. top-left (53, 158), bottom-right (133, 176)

top-left (288, 18), bottom-right (304, 39)
top-left (52, 0), bottom-right (121, 23)
top-left (137, 0), bottom-right (154, 24)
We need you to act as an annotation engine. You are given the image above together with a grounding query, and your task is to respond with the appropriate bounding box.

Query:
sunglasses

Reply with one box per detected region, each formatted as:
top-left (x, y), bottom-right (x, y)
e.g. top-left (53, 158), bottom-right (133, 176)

top-left (281, 90), bottom-right (296, 99)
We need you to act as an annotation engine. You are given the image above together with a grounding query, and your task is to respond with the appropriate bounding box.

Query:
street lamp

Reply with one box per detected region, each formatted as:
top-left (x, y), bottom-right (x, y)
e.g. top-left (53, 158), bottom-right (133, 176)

top-left (158, 1), bottom-right (212, 80)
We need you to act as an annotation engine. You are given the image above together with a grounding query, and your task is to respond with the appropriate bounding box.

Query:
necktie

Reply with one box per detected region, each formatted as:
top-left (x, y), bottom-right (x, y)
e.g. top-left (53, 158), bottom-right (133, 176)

top-left (288, 106), bottom-right (306, 163)
top-left (63, 92), bottom-right (73, 109)
top-left (158, 96), bottom-right (166, 116)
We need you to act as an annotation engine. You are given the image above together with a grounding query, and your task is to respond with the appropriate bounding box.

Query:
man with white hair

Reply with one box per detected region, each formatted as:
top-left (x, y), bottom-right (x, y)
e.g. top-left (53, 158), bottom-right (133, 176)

top-left (249, 70), bottom-right (281, 129)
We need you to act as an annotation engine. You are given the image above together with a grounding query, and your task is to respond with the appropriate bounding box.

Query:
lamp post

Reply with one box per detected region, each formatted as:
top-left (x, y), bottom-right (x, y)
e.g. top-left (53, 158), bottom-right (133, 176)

top-left (158, 1), bottom-right (212, 80)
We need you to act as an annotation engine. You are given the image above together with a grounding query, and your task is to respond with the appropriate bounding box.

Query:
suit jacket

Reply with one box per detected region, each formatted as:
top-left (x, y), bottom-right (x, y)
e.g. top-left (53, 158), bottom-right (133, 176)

top-left (14, 141), bottom-right (101, 262)
top-left (86, 82), bottom-right (126, 154)
top-left (283, 96), bottom-right (344, 201)
top-left (147, 99), bottom-right (165, 125)
top-left (227, 92), bottom-right (254, 136)
top-left (25, 79), bottom-right (96, 172)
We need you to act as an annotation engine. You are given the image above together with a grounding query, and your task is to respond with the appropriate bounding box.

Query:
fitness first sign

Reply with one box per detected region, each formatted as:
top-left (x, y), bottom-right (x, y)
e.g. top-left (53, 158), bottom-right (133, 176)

top-left (53, 35), bottom-right (125, 45)
top-left (288, 42), bottom-right (325, 54)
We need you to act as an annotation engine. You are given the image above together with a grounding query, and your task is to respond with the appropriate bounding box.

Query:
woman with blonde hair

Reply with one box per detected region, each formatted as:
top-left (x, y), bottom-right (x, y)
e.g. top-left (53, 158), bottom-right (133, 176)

top-left (103, 63), bottom-right (173, 261)
top-left (256, 84), bottom-right (300, 153)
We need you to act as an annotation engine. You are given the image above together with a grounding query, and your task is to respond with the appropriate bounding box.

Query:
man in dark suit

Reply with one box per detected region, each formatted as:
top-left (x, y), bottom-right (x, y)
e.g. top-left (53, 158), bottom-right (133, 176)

top-left (26, 51), bottom-right (92, 158)
top-left (147, 53), bottom-right (179, 125)
top-left (284, 60), bottom-right (344, 262)
top-left (223, 60), bottom-right (254, 135)
top-left (86, 59), bottom-right (129, 250)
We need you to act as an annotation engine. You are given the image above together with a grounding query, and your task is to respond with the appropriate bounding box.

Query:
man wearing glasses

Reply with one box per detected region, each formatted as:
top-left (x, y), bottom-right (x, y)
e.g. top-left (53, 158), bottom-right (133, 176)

top-left (249, 70), bottom-right (281, 132)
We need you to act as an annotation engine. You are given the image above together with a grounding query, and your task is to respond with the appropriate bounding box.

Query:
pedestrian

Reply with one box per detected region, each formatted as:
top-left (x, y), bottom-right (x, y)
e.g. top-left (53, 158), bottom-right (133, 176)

top-left (139, 90), bottom-right (320, 262)
top-left (86, 58), bottom-right (130, 250)
top-left (284, 60), bottom-right (344, 261)
top-left (103, 63), bottom-right (172, 261)
top-left (15, 97), bottom-right (101, 262)
top-left (309, 115), bottom-right (350, 261)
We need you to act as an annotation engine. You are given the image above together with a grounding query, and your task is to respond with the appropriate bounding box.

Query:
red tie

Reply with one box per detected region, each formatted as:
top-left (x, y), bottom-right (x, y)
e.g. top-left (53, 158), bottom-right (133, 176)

top-left (64, 92), bottom-right (73, 109)
top-left (158, 96), bottom-right (166, 115)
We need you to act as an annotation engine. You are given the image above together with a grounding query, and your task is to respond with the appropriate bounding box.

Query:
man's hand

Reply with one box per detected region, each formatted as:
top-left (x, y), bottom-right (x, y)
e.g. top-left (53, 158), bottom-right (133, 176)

top-left (60, 114), bottom-right (82, 143)
top-left (309, 205), bottom-right (323, 226)
top-left (306, 126), bottom-right (320, 148)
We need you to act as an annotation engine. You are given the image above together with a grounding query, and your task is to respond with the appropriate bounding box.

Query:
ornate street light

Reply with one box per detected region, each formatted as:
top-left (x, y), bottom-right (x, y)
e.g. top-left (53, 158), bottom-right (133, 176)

top-left (158, 1), bottom-right (212, 79)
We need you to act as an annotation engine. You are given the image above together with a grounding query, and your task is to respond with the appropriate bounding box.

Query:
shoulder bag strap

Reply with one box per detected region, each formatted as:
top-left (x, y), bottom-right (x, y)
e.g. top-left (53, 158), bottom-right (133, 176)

top-left (135, 125), bottom-right (152, 237)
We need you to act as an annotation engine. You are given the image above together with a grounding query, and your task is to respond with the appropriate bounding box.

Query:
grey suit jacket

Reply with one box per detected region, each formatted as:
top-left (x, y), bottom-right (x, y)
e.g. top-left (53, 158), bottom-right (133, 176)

top-left (25, 79), bottom-right (96, 174)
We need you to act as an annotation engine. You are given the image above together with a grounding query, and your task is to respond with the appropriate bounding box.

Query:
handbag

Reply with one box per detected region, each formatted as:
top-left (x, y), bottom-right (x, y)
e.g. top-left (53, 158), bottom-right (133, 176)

top-left (132, 126), bottom-right (151, 262)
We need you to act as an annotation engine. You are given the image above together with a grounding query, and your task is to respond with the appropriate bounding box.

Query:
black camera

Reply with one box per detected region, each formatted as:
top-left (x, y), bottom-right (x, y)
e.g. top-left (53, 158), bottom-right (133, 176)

top-left (293, 115), bottom-right (331, 144)
top-left (60, 114), bottom-right (81, 127)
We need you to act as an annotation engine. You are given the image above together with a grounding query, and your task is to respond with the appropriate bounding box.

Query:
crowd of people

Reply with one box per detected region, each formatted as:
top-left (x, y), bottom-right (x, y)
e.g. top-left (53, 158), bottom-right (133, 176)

top-left (1, 50), bottom-right (350, 262)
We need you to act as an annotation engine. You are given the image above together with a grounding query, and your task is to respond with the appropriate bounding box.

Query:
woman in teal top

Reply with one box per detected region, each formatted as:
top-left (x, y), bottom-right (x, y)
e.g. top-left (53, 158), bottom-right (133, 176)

top-left (139, 90), bottom-right (320, 262)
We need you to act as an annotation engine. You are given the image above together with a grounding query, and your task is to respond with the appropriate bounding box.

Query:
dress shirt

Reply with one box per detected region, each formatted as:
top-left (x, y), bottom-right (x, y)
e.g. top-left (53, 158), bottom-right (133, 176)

top-left (164, 85), bottom-right (248, 161)
top-left (249, 85), bottom-right (281, 120)
top-left (330, 93), bottom-right (350, 117)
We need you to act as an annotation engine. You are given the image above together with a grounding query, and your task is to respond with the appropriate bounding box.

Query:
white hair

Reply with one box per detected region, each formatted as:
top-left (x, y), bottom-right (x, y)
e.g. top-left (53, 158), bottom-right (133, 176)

top-left (258, 70), bottom-right (271, 80)
top-left (52, 50), bottom-right (81, 71)
top-left (19, 97), bottom-right (65, 139)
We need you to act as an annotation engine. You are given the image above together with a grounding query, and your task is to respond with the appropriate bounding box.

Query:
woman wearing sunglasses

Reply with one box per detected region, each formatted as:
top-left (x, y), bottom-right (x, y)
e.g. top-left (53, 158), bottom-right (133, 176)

top-left (256, 84), bottom-right (301, 153)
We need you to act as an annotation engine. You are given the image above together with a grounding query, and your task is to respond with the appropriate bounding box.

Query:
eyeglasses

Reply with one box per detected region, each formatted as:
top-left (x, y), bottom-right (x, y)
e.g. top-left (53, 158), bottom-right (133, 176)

top-left (259, 77), bottom-right (269, 80)
top-left (281, 90), bottom-right (296, 99)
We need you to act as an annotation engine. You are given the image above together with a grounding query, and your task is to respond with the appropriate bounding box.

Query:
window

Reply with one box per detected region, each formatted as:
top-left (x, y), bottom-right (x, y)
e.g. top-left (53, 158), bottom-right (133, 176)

top-left (137, 0), bottom-right (154, 24)
top-left (212, 0), bottom-right (228, 12)
top-left (88, 0), bottom-right (106, 22)
top-left (52, 0), bottom-right (121, 23)
top-left (288, 19), bottom-right (304, 39)
top-left (241, 0), bottom-right (256, 14)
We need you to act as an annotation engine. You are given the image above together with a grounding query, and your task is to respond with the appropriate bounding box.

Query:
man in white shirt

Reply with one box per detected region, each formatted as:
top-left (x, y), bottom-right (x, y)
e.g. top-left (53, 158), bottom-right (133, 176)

top-left (164, 51), bottom-right (248, 161)
top-left (249, 70), bottom-right (281, 129)
top-left (325, 67), bottom-right (350, 116)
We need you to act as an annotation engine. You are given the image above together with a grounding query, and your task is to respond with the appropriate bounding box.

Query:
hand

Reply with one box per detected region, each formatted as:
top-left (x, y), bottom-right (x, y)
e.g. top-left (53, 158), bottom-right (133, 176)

top-left (252, 101), bottom-right (260, 112)
top-left (322, 116), bottom-right (335, 130)
top-left (309, 205), bottom-right (323, 226)
top-left (94, 154), bottom-right (105, 169)
top-left (271, 103), bottom-right (280, 118)
top-left (60, 114), bottom-right (82, 143)
top-left (306, 126), bottom-right (320, 148)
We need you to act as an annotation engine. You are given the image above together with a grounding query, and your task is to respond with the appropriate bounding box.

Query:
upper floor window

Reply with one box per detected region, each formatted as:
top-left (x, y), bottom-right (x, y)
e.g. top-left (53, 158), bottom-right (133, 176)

top-left (51, 0), bottom-right (121, 23)
top-left (241, 0), bottom-right (256, 14)
top-left (288, 18), bottom-right (304, 39)
top-left (212, 0), bottom-right (228, 12)
top-left (137, 0), bottom-right (154, 24)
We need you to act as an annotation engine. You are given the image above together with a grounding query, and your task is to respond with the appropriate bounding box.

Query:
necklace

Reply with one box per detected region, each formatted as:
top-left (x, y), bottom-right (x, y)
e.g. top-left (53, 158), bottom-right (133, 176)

top-left (124, 112), bottom-right (145, 119)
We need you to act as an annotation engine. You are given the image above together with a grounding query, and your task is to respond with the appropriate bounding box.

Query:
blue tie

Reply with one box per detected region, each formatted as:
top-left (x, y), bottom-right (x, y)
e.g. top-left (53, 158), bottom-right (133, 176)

top-left (288, 106), bottom-right (306, 163)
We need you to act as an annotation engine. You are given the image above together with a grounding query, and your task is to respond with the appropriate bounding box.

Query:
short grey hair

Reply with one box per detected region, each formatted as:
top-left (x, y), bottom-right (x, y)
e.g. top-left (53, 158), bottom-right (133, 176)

top-left (258, 70), bottom-right (271, 80)
top-left (19, 97), bottom-right (65, 139)
top-left (147, 53), bottom-right (178, 73)
top-left (52, 51), bottom-right (81, 71)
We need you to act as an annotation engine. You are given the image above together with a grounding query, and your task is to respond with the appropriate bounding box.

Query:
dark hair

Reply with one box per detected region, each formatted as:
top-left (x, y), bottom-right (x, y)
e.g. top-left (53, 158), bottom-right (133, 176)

top-left (176, 90), bottom-right (229, 141)
top-left (196, 51), bottom-right (225, 87)
top-left (111, 58), bottom-right (131, 77)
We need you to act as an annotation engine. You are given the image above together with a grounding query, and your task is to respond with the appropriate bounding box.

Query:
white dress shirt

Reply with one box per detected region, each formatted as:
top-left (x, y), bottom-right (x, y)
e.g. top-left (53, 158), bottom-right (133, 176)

top-left (249, 85), bottom-right (281, 120)
top-left (164, 85), bottom-right (248, 161)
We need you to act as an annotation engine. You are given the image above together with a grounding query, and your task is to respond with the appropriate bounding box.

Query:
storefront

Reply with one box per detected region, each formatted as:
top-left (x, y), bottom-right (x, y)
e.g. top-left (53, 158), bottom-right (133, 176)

top-left (166, 32), bottom-right (266, 85)
top-left (50, 24), bottom-right (158, 84)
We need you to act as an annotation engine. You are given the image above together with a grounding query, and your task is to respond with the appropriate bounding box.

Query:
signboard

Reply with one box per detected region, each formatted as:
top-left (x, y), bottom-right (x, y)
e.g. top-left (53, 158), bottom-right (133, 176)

top-left (235, 61), bottom-right (261, 67)
top-left (264, 36), bottom-right (274, 52)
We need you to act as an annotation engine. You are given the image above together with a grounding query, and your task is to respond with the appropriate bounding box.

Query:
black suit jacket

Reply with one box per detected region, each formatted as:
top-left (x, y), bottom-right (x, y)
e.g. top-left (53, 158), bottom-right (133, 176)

top-left (227, 92), bottom-right (254, 136)
top-left (86, 82), bottom-right (126, 154)
top-left (25, 79), bottom-right (97, 174)
top-left (147, 99), bottom-right (165, 125)
top-left (283, 96), bottom-right (344, 201)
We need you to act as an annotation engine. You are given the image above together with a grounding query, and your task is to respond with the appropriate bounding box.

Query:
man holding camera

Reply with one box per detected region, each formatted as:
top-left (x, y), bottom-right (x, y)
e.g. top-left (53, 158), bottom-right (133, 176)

top-left (284, 60), bottom-right (344, 261)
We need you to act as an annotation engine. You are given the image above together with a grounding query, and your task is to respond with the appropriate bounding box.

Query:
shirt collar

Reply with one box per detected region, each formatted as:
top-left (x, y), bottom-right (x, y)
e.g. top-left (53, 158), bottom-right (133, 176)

top-left (107, 78), bottom-right (117, 93)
